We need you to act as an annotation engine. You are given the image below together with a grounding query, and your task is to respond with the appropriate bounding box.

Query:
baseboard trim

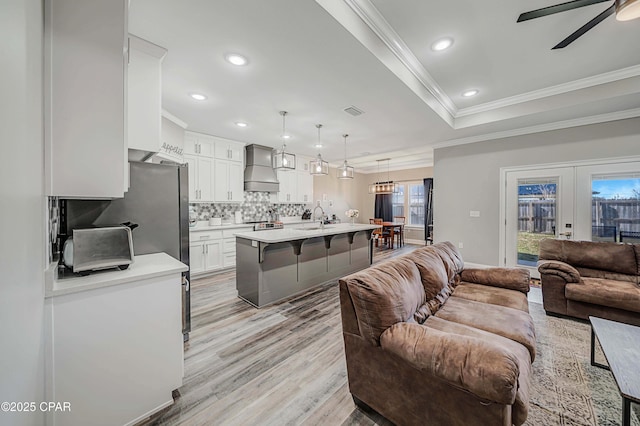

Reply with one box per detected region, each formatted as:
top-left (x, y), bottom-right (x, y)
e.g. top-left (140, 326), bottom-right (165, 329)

top-left (405, 239), bottom-right (426, 245)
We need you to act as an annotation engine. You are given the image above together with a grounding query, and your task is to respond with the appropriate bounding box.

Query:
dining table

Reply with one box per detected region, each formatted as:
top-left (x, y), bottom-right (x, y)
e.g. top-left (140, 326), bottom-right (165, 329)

top-left (381, 221), bottom-right (405, 249)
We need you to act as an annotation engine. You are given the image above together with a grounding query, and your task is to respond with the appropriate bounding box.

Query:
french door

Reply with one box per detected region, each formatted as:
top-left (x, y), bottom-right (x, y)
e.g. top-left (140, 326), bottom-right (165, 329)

top-left (505, 168), bottom-right (574, 277)
top-left (503, 159), bottom-right (640, 278)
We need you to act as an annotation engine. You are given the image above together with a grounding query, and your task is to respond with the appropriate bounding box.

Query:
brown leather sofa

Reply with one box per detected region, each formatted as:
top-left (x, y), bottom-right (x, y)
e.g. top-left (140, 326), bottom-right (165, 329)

top-left (538, 239), bottom-right (640, 326)
top-left (339, 242), bottom-right (535, 426)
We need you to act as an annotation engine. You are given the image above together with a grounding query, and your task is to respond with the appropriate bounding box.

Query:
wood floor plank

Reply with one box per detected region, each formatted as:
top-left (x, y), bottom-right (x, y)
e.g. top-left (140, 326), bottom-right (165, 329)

top-left (138, 244), bottom-right (422, 426)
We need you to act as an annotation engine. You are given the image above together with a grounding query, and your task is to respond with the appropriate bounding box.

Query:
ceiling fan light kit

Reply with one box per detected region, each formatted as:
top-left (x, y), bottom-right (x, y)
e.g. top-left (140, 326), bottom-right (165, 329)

top-left (517, 0), bottom-right (640, 49)
top-left (616, 0), bottom-right (640, 20)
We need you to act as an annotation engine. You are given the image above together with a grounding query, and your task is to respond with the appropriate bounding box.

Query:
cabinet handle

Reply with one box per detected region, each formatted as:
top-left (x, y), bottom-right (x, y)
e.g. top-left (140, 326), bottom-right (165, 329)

top-left (202, 245), bottom-right (205, 254)
top-left (205, 244), bottom-right (208, 254)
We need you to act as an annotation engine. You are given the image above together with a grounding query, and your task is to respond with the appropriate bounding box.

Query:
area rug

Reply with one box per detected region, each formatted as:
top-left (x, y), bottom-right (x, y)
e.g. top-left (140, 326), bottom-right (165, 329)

top-left (525, 301), bottom-right (639, 425)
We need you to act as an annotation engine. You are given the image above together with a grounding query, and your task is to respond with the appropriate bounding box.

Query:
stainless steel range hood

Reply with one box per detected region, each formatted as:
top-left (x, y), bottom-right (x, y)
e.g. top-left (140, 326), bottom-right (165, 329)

top-left (244, 144), bottom-right (280, 192)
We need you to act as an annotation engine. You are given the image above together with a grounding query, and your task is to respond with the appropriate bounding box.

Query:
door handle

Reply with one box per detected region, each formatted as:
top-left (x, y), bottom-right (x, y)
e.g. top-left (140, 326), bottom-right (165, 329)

top-left (182, 276), bottom-right (190, 292)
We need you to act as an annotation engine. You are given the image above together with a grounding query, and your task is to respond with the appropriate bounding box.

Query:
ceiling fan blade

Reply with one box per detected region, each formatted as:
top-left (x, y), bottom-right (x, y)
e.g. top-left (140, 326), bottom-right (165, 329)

top-left (517, 0), bottom-right (610, 22)
top-left (552, 4), bottom-right (615, 49)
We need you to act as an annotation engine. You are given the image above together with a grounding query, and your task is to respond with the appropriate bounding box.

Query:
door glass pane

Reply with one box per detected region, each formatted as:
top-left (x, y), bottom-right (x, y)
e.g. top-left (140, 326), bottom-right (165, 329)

top-left (592, 174), bottom-right (640, 242)
top-left (517, 179), bottom-right (557, 266)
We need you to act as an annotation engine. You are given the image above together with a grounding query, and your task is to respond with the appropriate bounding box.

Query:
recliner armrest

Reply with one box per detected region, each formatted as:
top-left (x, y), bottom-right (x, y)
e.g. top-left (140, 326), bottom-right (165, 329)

top-left (380, 322), bottom-right (519, 405)
top-left (460, 268), bottom-right (530, 293)
top-left (537, 260), bottom-right (580, 283)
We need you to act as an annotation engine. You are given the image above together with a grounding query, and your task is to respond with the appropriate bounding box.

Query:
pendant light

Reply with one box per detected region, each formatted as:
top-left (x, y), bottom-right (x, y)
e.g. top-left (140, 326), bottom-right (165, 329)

top-left (368, 159), bottom-right (399, 194)
top-left (309, 124), bottom-right (329, 176)
top-left (273, 111), bottom-right (296, 171)
top-left (337, 134), bottom-right (354, 179)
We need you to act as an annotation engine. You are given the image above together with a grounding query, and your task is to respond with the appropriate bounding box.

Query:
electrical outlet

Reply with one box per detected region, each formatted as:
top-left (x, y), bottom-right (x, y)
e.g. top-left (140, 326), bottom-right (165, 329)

top-left (469, 210), bottom-right (480, 217)
top-left (329, 200), bottom-right (333, 207)
top-left (458, 242), bottom-right (464, 249)
top-left (322, 193), bottom-right (328, 201)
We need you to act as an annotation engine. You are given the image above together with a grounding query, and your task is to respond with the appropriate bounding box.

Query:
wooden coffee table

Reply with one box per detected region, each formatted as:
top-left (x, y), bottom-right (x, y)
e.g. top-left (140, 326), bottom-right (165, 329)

top-left (589, 316), bottom-right (640, 426)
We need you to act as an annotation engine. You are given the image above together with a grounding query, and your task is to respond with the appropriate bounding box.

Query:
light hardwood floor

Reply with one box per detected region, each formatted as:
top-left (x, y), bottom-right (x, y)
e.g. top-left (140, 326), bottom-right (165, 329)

top-left (139, 244), bottom-right (418, 426)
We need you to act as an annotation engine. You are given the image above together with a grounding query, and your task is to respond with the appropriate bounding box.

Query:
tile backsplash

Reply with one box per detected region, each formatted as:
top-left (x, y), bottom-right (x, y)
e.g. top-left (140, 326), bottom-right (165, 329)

top-left (191, 191), bottom-right (308, 222)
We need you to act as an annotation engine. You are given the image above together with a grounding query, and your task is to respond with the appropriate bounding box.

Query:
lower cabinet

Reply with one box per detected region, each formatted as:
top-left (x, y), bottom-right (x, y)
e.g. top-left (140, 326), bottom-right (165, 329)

top-left (190, 227), bottom-right (251, 275)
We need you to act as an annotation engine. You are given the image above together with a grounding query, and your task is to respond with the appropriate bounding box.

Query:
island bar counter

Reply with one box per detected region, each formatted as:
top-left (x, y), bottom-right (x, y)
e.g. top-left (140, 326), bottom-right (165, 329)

top-left (234, 223), bottom-right (379, 307)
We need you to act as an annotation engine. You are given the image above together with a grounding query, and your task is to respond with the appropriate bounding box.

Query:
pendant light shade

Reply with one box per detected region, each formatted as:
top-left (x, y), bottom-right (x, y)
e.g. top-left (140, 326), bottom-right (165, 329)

top-left (616, 0), bottom-right (640, 21)
top-left (368, 159), bottom-right (399, 194)
top-left (273, 111), bottom-right (296, 171)
top-left (337, 134), bottom-right (354, 179)
top-left (309, 124), bottom-right (329, 176)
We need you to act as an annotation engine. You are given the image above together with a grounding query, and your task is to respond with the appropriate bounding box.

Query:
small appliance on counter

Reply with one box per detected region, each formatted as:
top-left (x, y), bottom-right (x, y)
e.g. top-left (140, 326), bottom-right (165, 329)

top-left (234, 211), bottom-right (243, 224)
top-left (301, 209), bottom-right (312, 220)
top-left (62, 224), bottom-right (136, 275)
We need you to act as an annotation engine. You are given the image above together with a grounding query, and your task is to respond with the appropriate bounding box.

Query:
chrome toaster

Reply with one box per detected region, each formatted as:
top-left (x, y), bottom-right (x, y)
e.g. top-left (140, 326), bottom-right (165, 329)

top-left (62, 226), bottom-right (134, 274)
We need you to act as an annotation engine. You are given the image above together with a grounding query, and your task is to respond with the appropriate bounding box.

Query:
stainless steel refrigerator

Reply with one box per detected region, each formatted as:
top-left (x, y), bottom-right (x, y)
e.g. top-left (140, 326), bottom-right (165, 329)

top-left (64, 161), bottom-right (191, 339)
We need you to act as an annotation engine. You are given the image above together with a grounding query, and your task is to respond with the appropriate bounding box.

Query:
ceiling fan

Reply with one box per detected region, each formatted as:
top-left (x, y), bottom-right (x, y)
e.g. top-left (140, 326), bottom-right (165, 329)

top-left (517, 0), bottom-right (640, 49)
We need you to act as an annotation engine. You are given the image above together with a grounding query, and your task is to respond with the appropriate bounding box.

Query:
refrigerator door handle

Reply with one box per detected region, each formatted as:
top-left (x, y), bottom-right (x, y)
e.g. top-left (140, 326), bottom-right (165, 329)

top-left (183, 276), bottom-right (190, 292)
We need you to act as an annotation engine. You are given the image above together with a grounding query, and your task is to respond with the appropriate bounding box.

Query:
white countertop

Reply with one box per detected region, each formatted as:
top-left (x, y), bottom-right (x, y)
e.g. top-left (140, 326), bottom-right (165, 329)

top-left (234, 223), bottom-right (380, 243)
top-left (46, 252), bottom-right (188, 298)
top-left (189, 222), bottom-right (255, 231)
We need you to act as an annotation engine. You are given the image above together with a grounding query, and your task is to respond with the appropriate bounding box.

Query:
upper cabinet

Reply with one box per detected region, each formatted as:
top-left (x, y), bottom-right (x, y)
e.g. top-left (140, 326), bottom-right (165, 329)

top-left (214, 138), bottom-right (244, 163)
top-left (45, 0), bottom-right (128, 198)
top-left (127, 35), bottom-right (167, 155)
top-left (184, 132), bottom-right (214, 157)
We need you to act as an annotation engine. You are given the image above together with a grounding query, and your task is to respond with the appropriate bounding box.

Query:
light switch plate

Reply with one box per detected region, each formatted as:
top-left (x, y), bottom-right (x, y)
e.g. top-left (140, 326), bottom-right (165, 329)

top-left (470, 210), bottom-right (480, 217)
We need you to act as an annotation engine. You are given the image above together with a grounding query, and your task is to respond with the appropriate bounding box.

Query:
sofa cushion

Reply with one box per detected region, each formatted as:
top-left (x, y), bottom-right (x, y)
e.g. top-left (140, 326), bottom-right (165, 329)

top-left (539, 239), bottom-right (638, 278)
top-left (565, 278), bottom-right (640, 314)
top-left (453, 282), bottom-right (529, 313)
top-left (340, 257), bottom-right (425, 345)
top-left (431, 242), bottom-right (464, 286)
top-left (410, 247), bottom-right (449, 300)
top-left (424, 316), bottom-right (531, 426)
top-left (435, 297), bottom-right (536, 361)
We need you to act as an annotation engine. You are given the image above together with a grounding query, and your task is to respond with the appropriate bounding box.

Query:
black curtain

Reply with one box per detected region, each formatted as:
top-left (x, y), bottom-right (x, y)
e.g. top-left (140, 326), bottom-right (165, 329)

top-left (424, 178), bottom-right (433, 242)
top-left (374, 193), bottom-right (393, 222)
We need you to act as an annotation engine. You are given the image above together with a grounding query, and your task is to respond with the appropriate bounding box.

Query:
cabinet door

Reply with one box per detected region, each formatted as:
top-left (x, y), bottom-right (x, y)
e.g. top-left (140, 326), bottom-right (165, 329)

top-left (183, 154), bottom-right (198, 202)
top-left (184, 134), bottom-right (199, 155)
top-left (127, 36), bottom-right (165, 153)
top-left (214, 159), bottom-right (229, 202)
top-left (229, 162), bottom-right (244, 202)
top-left (46, 0), bottom-right (127, 198)
top-left (276, 170), bottom-right (288, 203)
top-left (204, 240), bottom-right (222, 271)
top-left (228, 141), bottom-right (244, 162)
top-left (198, 157), bottom-right (214, 202)
top-left (197, 137), bottom-right (214, 158)
top-left (297, 171), bottom-right (313, 204)
top-left (189, 242), bottom-right (205, 274)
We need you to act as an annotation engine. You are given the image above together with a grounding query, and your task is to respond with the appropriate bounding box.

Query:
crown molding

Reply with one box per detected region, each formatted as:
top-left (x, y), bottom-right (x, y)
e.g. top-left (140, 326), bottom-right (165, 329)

top-left (340, 0), bottom-right (457, 117)
top-left (456, 64), bottom-right (640, 117)
top-left (433, 107), bottom-right (640, 150)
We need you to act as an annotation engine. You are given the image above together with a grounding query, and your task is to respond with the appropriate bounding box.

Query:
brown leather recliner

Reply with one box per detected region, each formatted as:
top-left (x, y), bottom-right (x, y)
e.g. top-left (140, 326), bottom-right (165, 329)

top-left (339, 242), bottom-right (535, 426)
top-left (538, 238), bottom-right (640, 326)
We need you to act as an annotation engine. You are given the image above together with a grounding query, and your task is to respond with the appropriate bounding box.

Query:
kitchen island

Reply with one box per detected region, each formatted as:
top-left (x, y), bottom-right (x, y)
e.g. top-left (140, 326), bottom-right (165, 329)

top-left (234, 223), bottom-right (379, 307)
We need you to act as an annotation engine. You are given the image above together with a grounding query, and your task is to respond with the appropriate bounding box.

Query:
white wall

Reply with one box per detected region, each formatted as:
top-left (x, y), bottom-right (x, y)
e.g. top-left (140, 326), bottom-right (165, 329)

top-left (433, 117), bottom-right (640, 265)
top-left (0, 1), bottom-right (45, 425)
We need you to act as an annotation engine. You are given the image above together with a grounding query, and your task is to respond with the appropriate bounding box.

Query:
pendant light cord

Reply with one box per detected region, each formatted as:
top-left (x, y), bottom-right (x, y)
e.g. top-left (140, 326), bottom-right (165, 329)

top-left (280, 111), bottom-right (288, 150)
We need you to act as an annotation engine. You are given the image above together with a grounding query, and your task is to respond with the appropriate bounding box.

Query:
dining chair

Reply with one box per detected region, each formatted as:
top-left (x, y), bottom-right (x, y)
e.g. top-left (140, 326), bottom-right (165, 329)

top-left (393, 216), bottom-right (405, 247)
top-left (370, 218), bottom-right (391, 248)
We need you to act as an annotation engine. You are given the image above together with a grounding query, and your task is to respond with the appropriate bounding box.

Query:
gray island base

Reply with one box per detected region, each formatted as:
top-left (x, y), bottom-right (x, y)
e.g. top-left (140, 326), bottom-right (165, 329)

top-left (234, 224), bottom-right (379, 307)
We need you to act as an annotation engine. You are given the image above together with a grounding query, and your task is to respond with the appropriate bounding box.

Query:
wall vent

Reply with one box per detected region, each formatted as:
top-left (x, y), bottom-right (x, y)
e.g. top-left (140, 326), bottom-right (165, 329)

top-left (343, 105), bottom-right (364, 116)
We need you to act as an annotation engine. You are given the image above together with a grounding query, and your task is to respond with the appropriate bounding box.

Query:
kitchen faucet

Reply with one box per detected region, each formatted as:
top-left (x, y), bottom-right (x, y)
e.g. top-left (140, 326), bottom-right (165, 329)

top-left (312, 205), bottom-right (326, 229)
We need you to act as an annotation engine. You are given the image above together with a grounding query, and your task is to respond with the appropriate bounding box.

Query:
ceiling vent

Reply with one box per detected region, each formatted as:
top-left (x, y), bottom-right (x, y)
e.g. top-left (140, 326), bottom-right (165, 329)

top-left (343, 105), bottom-right (364, 116)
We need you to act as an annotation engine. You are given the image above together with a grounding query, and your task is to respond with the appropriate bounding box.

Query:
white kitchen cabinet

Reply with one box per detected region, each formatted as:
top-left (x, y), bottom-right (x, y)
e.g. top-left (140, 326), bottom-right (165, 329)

top-left (44, 254), bottom-right (185, 426)
top-left (214, 138), bottom-right (244, 162)
top-left (184, 154), bottom-right (213, 202)
top-left (127, 35), bottom-right (166, 155)
top-left (214, 160), bottom-right (244, 202)
top-left (276, 169), bottom-right (298, 203)
top-left (189, 241), bottom-right (205, 274)
top-left (184, 131), bottom-right (214, 157)
top-left (204, 240), bottom-right (223, 270)
top-left (45, 0), bottom-right (128, 198)
top-left (297, 170), bottom-right (314, 204)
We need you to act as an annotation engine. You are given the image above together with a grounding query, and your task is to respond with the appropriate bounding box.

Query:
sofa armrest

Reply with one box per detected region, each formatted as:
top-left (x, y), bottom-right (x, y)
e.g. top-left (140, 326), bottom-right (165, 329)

top-left (380, 322), bottom-right (519, 405)
top-left (537, 260), bottom-right (580, 283)
top-left (460, 268), bottom-right (530, 294)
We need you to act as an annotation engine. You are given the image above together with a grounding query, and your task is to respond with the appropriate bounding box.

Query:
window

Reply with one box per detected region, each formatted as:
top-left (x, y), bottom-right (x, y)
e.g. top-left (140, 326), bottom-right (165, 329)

top-left (392, 181), bottom-right (425, 227)
top-left (408, 183), bottom-right (425, 226)
top-left (392, 185), bottom-right (405, 218)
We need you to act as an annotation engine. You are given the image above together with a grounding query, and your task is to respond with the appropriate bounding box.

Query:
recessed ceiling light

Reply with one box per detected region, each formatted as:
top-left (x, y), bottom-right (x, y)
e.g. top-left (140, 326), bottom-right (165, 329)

top-left (190, 93), bottom-right (207, 101)
top-left (282, 134), bottom-right (291, 139)
top-left (314, 143), bottom-right (323, 148)
top-left (225, 53), bottom-right (248, 66)
top-left (235, 121), bottom-right (248, 127)
top-left (462, 89), bottom-right (479, 97)
top-left (431, 37), bottom-right (454, 51)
